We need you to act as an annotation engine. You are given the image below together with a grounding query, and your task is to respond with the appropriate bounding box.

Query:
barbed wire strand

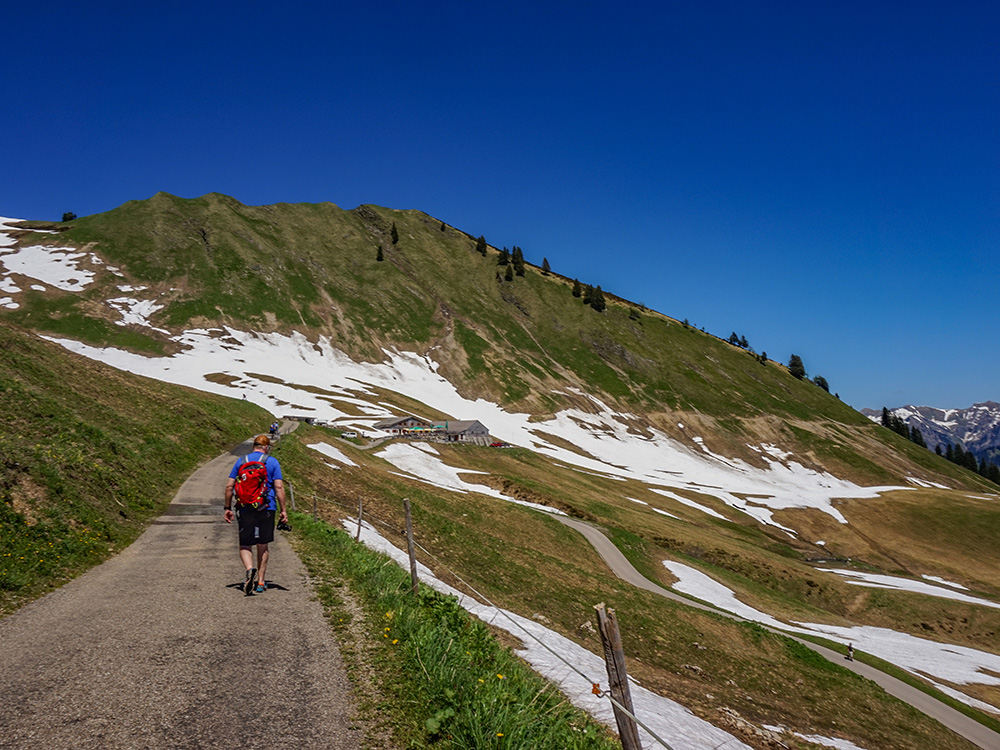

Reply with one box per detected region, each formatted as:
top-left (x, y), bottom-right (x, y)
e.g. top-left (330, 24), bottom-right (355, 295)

top-left (296, 486), bottom-right (679, 750)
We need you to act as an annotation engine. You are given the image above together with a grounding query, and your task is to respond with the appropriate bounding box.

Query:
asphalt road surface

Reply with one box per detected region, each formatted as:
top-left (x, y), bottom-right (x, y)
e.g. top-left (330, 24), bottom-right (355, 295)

top-left (0, 438), bottom-right (360, 750)
top-left (556, 516), bottom-right (1000, 750)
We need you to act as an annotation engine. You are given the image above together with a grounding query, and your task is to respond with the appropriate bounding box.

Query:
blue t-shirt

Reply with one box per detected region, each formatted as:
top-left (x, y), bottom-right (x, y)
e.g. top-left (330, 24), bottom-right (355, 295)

top-left (230, 451), bottom-right (283, 511)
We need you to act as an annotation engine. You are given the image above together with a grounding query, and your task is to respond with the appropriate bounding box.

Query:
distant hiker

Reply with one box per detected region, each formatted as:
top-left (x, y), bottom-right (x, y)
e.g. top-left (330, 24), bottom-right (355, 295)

top-left (269, 420), bottom-right (279, 437)
top-left (223, 434), bottom-right (288, 595)
top-left (847, 643), bottom-right (854, 661)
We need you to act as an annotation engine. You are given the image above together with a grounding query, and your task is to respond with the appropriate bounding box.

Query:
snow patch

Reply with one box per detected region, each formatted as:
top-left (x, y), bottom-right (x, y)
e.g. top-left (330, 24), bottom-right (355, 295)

top-left (823, 569), bottom-right (998, 609)
top-left (307, 442), bottom-right (359, 467)
top-left (664, 560), bottom-right (1000, 714)
top-left (0, 244), bottom-right (96, 291)
top-left (377, 442), bottom-right (565, 516)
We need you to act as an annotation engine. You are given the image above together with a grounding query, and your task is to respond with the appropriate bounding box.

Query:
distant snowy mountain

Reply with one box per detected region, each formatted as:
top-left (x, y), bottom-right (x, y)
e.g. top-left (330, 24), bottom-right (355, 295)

top-left (862, 402), bottom-right (1000, 464)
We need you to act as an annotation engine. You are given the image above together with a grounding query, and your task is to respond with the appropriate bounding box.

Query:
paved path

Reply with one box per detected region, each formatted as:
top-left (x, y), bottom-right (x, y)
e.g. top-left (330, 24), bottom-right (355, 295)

top-left (0, 437), bottom-right (359, 750)
top-left (556, 516), bottom-right (1000, 750)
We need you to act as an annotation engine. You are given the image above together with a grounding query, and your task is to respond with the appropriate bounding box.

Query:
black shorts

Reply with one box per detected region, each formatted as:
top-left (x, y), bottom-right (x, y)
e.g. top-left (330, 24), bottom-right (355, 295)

top-left (237, 508), bottom-right (275, 547)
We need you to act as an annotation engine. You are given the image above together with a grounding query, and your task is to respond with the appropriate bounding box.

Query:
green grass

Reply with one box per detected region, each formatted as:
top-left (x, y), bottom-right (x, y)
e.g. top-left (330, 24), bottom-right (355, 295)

top-left (0, 320), bottom-right (267, 614)
top-left (6, 291), bottom-right (167, 354)
top-left (289, 512), bottom-right (619, 749)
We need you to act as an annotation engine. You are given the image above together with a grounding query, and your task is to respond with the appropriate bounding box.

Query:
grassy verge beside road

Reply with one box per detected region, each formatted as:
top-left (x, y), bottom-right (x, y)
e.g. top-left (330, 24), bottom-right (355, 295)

top-left (289, 511), bottom-right (619, 750)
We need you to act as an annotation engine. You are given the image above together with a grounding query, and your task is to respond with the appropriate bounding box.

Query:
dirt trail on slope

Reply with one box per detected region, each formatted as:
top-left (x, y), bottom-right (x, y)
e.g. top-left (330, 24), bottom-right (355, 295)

top-left (556, 516), bottom-right (1000, 750)
top-left (0, 436), bottom-right (359, 750)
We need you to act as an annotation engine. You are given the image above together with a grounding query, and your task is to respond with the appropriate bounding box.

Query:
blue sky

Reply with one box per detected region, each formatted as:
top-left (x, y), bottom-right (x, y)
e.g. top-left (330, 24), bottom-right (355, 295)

top-left (2, 1), bottom-right (997, 410)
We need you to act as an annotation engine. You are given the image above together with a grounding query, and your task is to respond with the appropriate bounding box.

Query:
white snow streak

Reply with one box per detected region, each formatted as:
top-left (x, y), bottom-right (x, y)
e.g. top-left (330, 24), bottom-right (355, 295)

top-left (663, 560), bottom-right (1000, 715)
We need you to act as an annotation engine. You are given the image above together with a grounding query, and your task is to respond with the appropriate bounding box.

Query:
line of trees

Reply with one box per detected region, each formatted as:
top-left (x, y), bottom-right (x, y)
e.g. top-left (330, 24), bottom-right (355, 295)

top-left (571, 279), bottom-right (605, 311)
top-left (881, 407), bottom-right (927, 447)
top-left (787, 354), bottom-right (831, 392)
top-left (880, 408), bottom-right (1000, 485)
top-left (938, 442), bottom-right (1000, 484)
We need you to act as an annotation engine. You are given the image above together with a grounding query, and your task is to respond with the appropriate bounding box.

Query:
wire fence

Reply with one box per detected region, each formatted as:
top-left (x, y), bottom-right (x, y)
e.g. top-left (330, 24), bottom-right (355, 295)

top-left (288, 482), bottom-right (689, 750)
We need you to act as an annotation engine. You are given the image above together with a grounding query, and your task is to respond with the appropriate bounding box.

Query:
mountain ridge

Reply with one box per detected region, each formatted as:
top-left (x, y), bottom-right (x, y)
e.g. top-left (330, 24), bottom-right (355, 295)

top-left (863, 402), bottom-right (1000, 466)
top-left (3, 196), bottom-right (1000, 748)
top-left (2, 192), bottom-right (994, 493)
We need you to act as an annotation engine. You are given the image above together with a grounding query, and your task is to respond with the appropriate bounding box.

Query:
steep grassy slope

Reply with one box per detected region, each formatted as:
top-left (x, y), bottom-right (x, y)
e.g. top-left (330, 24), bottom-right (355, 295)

top-left (9, 192), bottom-right (993, 492)
top-left (3, 189), bottom-right (999, 747)
top-left (0, 320), bottom-right (267, 614)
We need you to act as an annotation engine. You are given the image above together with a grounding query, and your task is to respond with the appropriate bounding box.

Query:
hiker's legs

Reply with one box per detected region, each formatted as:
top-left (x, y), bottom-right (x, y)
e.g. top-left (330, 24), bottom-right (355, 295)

top-left (239, 546), bottom-right (255, 571)
top-left (256, 543), bottom-right (270, 584)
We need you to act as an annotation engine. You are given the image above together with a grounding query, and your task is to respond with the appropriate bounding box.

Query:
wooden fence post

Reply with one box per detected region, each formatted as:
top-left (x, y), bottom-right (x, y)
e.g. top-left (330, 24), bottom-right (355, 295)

top-left (403, 498), bottom-right (419, 596)
top-left (356, 496), bottom-right (363, 542)
top-left (595, 603), bottom-right (643, 750)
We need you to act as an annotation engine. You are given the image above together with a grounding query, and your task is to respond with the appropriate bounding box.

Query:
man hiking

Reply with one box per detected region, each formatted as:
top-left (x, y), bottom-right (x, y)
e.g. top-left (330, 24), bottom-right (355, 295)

top-left (223, 434), bottom-right (289, 595)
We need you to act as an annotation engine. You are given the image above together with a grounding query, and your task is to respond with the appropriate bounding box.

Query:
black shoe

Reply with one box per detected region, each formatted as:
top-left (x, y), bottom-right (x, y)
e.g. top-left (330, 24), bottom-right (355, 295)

top-left (244, 568), bottom-right (258, 596)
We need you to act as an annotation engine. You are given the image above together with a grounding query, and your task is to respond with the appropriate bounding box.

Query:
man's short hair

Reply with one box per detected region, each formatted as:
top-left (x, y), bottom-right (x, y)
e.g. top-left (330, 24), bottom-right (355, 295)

top-left (253, 434), bottom-right (271, 447)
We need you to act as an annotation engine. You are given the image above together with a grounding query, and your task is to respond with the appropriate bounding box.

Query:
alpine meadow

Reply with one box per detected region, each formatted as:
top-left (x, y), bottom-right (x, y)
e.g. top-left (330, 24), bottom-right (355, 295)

top-left (1, 192), bottom-right (999, 750)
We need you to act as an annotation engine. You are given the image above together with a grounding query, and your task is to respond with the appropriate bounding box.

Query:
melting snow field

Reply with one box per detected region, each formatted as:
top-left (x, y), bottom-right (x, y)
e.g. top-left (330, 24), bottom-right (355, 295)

top-left (0, 218), bottom-right (99, 298)
top-left (44, 324), bottom-right (913, 536)
top-left (663, 560), bottom-right (1000, 716)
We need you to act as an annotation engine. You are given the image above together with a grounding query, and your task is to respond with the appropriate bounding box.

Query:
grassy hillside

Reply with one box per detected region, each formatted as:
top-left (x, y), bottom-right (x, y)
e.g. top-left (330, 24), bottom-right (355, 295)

top-left (7, 192), bottom-right (993, 494)
top-left (0, 320), bottom-right (268, 614)
top-left (273, 427), bottom-right (997, 749)
top-left (4, 193), bottom-right (999, 745)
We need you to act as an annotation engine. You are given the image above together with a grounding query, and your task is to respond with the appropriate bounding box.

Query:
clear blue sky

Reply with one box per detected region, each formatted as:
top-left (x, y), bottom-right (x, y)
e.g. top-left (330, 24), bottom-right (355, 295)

top-left (2, 1), bottom-right (997, 410)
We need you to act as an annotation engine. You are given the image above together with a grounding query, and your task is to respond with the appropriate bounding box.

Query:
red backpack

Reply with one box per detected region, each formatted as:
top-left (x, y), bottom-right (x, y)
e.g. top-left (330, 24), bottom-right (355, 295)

top-left (233, 454), bottom-right (270, 510)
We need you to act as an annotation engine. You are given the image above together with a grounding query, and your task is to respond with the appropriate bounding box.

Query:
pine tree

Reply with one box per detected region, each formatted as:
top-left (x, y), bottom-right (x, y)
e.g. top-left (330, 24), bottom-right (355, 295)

top-left (813, 375), bottom-right (829, 392)
top-left (541, 257), bottom-right (551, 275)
top-left (512, 246), bottom-right (525, 276)
top-left (498, 248), bottom-right (510, 266)
top-left (582, 284), bottom-right (594, 305)
top-left (61, 212), bottom-right (77, 222)
top-left (376, 245), bottom-right (384, 262)
top-left (881, 407), bottom-right (891, 428)
top-left (739, 335), bottom-right (749, 349)
top-left (440, 221), bottom-right (446, 231)
top-left (591, 285), bottom-right (606, 312)
top-left (572, 279), bottom-right (582, 298)
top-left (788, 354), bottom-right (806, 380)
top-left (475, 236), bottom-right (487, 256)
top-left (391, 222), bottom-right (399, 245)
top-left (985, 462), bottom-right (1000, 485)
top-left (504, 264), bottom-right (514, 282)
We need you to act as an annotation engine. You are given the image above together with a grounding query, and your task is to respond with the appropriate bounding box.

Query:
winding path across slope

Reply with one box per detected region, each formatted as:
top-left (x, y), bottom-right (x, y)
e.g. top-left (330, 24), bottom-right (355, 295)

top-left (555, 516), bottom-right (1000, 750)
top-left (0, 435), bottom-right (359, 750)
